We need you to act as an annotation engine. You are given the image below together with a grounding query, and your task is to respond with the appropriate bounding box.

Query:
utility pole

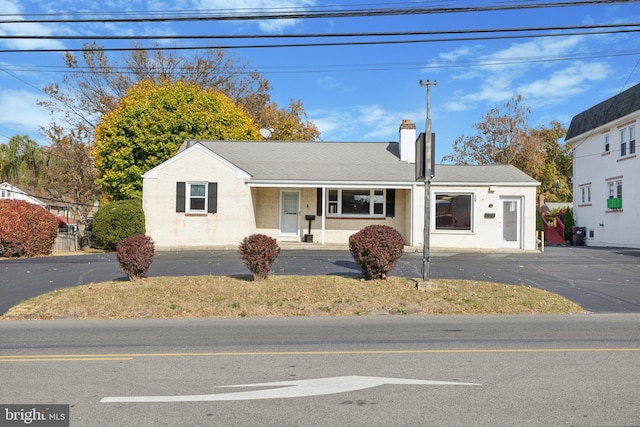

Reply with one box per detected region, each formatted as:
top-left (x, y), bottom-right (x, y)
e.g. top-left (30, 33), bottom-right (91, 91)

top-left (419, 79), bottom-right (436, 283)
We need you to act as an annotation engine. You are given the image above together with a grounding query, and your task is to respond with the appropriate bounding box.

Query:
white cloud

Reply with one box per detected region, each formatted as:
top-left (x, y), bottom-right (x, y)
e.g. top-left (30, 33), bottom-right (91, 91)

top-left (310, 104), bottom-right (422, 141)
top-left (0, 0), bottom-right (66, 50)
top-left (0, 90), bottom-right (50, 134)
top-left (195, 0), bottom-right (316, 33)
top-left (519, 61), bottom-right (610, 106)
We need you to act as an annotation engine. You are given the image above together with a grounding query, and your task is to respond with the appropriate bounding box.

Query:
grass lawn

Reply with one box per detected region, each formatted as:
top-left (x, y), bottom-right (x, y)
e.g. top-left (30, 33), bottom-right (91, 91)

top-left (1, 275), bottom-right (585, 320)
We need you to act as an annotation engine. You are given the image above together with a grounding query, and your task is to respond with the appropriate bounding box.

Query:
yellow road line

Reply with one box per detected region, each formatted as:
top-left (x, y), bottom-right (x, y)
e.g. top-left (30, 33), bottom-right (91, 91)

top-left (0, 347), bottom-right (639, 362)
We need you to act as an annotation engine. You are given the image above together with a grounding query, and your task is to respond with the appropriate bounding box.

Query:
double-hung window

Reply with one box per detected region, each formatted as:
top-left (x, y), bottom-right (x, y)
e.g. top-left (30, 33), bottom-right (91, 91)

top-left (620, 125), bottom-right (635, 156)
top-left (188, 183), bottom-right (207, 212)
top-left (326, 189), bottom-right (385, 217)
top-left (606, 179), bottom-right (623, 209)
top-left (604, 134), bottom-right (610, 152)
top-left (176, 182), bottom-right (218, 214)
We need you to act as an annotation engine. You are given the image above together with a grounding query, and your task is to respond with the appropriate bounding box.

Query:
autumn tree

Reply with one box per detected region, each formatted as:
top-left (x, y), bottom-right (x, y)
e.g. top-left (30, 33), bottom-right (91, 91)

top-left (443, 95), bottom-right (545, 180)
top-left (94, 80), bottom-right (260, 200)
top-left (42, 124), bottom-right (101, 227)
top-left (40, 43), bottom-right (319, 141)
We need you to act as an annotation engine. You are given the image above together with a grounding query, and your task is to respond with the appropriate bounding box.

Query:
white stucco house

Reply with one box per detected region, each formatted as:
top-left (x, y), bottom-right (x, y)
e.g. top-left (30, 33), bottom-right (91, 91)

top-left (565, 83), bottom-right (639, 248)
top-left (0, 182), bottom-right (46, 207)
top-left (142, 120), bottom-right (540, 252)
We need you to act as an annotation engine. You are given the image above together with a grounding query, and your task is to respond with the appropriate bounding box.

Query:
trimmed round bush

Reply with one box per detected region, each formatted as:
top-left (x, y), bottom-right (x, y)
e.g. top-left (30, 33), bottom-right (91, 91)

top-left (116, 234), bottom-right (155, 281)
top-left (92, 199), bottom-right (145, 250)
top-left (0, 199), bottom-right (58, 257)
top-left (238, 234), bottom-right (281, 281)
top-left (349, 225), bottom-right (405, 280)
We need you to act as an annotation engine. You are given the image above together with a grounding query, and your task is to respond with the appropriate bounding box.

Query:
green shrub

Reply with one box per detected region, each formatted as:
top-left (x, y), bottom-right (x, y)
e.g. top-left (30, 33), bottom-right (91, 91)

top-left (238, 234), bottom-right (281, 281)
top-left (0, 200), bottom-right (58, 257)
top-left (116, 234), bottom-right (155, 281)
top-left (92, 200), bottom-right (145, 250)
top-left (563, 207), bottom-right (575, 241)
top-left (349, 225), bottom-right (405, 280)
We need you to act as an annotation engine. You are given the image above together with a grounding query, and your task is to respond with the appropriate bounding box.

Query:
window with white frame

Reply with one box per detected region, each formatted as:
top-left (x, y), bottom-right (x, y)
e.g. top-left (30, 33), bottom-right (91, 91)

top-left (620, 128), bottom-right (627, 156)
top-left (620, 125), bottom-right (635, 156)
top-left (188, 182), bottom-right (207, 212)
top-left (435, 193), bottom-right (472, 231)
top-left (175, 181), bottom-right (218, 214)
top-left (580, 185), bottom-right (592, 203)
top-left (326, 189), bottom-right (386, 216)
top-left (616, 180), bottom-right (623, 199)
top-left (607, 180), bottom-right (622, 198)
top-left (604, 134), bottom-right (610, 152)
top-left (608, 181), bottom-right (615, 198)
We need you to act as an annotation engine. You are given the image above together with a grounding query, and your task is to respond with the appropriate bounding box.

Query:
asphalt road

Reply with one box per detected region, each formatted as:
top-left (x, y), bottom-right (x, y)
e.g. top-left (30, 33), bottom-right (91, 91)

top-left (1, 315), bottom-right (638, 426)
top-left (1, 245), bottom-right (639, 314)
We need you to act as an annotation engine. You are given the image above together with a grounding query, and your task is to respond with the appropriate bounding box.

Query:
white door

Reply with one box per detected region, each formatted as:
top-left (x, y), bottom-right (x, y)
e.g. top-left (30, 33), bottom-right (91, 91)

top-left (280, 191), bottom-right (300, 236)
top-left (499, 197), bottom-right (522, 248)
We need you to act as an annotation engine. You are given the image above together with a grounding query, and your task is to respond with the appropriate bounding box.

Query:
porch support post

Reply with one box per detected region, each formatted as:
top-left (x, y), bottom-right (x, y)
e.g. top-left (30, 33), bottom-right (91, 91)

top-left (321, 187), bottom-right (326, 245)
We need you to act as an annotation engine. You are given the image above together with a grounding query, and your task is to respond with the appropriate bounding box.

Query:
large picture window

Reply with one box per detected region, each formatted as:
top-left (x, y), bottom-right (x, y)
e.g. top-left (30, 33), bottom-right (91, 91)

top-left (326, 189), bottom-right (386, 217)
top-left (435, 194), bottom-right (472, 230)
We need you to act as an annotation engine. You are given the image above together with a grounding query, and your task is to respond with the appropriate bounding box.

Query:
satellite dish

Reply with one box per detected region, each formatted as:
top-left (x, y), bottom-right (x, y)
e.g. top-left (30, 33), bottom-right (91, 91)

top-left (260, 128), bottom-right (273, 139)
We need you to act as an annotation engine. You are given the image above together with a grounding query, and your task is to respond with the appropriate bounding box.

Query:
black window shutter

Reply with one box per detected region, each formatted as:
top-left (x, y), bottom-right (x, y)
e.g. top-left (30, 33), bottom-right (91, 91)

top-left (316, 188), bottom-right (323, 216)
top-left (386, 189), bottom-right (395, 217)
top-left (176, 182), bottom-right (185, 212)
top-left (207, 182), bottom-right (218, 213)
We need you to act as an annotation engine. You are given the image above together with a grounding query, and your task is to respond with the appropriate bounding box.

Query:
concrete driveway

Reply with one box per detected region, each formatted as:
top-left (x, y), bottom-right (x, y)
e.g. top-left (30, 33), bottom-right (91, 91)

top-left (1, 245), bottom-right (639, 315)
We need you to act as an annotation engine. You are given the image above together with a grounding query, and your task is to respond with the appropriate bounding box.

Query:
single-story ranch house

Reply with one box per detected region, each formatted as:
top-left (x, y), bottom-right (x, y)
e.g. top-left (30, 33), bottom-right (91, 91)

top-left (142, 120), bottom-right (540, 251)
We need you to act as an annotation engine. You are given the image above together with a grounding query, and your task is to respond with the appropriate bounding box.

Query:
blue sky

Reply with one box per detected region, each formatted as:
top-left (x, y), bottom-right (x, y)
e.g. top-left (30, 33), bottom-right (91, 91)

top-left (1, 0), bottom-right (639, 162)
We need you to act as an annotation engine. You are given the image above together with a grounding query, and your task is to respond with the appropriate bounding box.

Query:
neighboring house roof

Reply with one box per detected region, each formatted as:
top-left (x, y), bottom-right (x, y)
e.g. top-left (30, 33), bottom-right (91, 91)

top-left (162, 140), bottom-right (538, 187)
top-left (565, 83), bottom-right (640, 141)
top-left (0, 182), bottom-right (47, 207)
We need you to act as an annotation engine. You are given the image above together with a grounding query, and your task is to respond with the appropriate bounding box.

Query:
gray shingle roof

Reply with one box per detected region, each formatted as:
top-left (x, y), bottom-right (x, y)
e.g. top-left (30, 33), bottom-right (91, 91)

top-left (565, 83), bottom-right (640, 141)
top-left (181, 140), bottom-right (538, 185)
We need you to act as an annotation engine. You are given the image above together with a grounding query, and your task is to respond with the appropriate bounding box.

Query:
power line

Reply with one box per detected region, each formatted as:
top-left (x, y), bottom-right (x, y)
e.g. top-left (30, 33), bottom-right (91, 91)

top-left (0, 1), bottom-right (634, 24)
top-left (3, 49), bottom-right (639, 76)
top-left (2, 28), bottom-right (639, 53)
top-left (1, 22), bottom-right (638, 41)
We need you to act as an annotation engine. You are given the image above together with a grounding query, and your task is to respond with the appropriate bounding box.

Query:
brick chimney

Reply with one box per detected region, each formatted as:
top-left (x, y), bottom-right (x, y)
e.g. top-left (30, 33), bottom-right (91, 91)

top-left (398, 119), bottom-right (416, 163)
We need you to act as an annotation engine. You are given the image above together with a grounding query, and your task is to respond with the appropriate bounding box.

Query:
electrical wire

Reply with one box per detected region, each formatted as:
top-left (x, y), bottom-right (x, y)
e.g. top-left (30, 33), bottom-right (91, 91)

top-left (0, 0), bottom-right (633, 24)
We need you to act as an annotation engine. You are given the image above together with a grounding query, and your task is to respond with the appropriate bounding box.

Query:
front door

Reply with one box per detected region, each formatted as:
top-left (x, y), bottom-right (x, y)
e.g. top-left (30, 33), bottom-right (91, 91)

top-left (499, 197), bottom-right (522, 249)
top-left (280, 191), bottom-right (300, 237)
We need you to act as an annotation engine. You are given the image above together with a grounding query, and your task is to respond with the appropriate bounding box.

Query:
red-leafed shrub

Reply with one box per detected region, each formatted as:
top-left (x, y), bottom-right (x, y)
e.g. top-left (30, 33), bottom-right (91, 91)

top-left (349, 225), bottom-right (405, 280)
top-left (116, 234), bottom-right (155, 281)
top-left (238, 234), bottom-right (281, 281)
top-left (0, 199), bottom-right (58, 257)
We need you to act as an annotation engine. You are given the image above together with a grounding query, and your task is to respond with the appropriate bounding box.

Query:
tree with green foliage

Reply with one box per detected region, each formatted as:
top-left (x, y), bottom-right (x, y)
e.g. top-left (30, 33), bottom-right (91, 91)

top-left (535, 121), bottom-right (572, 202)
top-left (0, 135), bottom-right (47, 191)
top-left (91, 199), bottom-right (145, 250)
top-left (563, 207), bottom-right (575, 241)
top-left (94, 80), bottom-right (260, 200)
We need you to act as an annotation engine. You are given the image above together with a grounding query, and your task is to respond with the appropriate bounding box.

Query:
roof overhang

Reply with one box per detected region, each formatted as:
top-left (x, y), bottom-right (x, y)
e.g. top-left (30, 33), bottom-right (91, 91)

top-left (246, 180), bottom-right (419, 189)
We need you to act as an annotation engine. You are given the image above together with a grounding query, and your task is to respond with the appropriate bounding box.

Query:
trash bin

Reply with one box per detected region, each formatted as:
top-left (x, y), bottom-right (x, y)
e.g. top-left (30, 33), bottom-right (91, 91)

top-left (570, 226), bottom-right (586, 246)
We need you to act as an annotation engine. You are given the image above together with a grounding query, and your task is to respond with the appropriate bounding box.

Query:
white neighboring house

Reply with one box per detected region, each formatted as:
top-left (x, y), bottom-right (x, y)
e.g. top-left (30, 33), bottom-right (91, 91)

top-left (565, 83), bottom-right (640, 248)
top-left (0, 182), bottom-right (46, 208)
top-left (142, 120), bottom-right (540, 252)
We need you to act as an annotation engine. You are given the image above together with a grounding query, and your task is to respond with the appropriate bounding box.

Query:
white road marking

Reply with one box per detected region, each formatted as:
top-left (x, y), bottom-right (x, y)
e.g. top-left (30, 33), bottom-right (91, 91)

top-left (101, 375), bottom-right (480, 403)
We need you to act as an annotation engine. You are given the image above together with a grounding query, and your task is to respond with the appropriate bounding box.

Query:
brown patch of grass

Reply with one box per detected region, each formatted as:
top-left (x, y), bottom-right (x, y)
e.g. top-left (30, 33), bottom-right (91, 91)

top-left (1, 275), bottom-right (585, 320)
